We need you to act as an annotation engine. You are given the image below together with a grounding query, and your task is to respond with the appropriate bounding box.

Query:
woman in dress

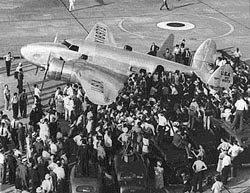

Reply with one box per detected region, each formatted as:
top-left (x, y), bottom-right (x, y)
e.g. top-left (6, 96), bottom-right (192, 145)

top-left (3, 84), bottom-right (11, 111)
top-left (56, 91), bottom-right (64, 118)
top-left (154, 160), bottom-right (165, 192)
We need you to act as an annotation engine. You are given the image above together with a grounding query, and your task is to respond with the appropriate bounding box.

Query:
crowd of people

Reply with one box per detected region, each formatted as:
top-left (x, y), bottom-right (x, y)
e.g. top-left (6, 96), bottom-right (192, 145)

top-left (0, 41), bottom-right (249, 193)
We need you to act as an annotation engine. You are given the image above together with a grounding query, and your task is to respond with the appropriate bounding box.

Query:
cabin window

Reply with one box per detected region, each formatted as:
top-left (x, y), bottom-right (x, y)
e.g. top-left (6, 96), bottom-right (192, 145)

top-left (81, 54), bottom-right (88, 60)
top-left (69, 45), bottom-right (79, 52)
top-left (61, 40), bottom-right (71, 48)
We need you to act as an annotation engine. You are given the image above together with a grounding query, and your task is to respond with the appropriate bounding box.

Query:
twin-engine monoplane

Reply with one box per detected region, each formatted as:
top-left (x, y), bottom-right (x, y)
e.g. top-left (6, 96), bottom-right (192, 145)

top-left (21, 23), bottom-right (233, 105)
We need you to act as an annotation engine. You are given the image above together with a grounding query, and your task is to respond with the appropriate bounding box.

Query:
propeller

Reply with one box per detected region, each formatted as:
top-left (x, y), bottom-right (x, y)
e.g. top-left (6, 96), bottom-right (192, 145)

top-left (40, 52), bottom-right (51, 91)
top-left (53, 33), bottom-right (58, 43)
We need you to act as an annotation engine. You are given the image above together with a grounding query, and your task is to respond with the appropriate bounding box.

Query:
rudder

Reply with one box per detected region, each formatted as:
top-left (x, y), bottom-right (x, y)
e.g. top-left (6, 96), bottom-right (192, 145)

top-left (192, 39), bottom-right (217, 83)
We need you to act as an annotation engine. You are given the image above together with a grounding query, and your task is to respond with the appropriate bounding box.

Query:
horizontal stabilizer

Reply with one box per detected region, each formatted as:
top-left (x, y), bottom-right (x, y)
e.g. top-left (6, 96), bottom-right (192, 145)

top-left (85, 23), bottom-right (117, 47)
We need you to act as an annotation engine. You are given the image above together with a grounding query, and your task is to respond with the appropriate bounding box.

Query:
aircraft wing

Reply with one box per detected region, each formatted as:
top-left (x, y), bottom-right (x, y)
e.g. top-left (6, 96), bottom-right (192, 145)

top-left (85, 23), bottom-right (117, 47)
top-left (156, 34), bottom-right (175, 59)
top-left (75, 61), bottom-right (127, 105)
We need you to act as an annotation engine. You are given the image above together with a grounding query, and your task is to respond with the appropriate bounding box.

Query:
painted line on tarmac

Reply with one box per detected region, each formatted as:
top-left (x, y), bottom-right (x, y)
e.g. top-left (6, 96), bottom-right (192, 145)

top-left (118, 18), bottom-right (145, 39)
top-left (118, 13), bottom-right (234, 41)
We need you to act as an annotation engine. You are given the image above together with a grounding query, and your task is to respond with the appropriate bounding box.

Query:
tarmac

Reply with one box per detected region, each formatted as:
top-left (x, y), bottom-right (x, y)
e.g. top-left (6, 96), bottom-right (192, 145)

top-left (1, 0), bottom-right (250, 192)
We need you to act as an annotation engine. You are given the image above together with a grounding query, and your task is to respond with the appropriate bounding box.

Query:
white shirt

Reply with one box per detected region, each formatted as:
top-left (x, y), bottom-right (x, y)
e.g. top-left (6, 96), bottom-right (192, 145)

top-left (53, 166), bottom-right (65, 180)
top-left (228, 144), bottom-right (243, 158)
top-left (235, 99), bottom-right (248, 111)
top-left (67, 86), bottom-right (74, 96)
top-left (192, 160), bottom-right (207, 173)
top-left (63, 96), bottom-right (70, 108)
top-left (173, 47), bottom-right (180, 55)
top-left (41, 179), bottom-right (53, 192)
top-left (142, 122), bottom-right (155, 135)
top-left (222, 155), bottom-right (231, 168)
top-left (217, 141), bottom-right (232, 152)
top-left (104, 133), bottom-right (112, 147)
top-left (73, 135), bottom-right (82, 146)
top-left (158, 114), bottom-right (167, 126)
top-left (0, 153), bottom-right (5, 164)
top-left (211, 181), bottom-right (223, 193)
top-left (118, 132), bottom-right (129, 144)
top-left (4, 54), bottom-right (13, 62)
top-left (50, 143), bottom-right (58, 155)
top-left (39, 122), bottom-right (50, 141)
top-left (55, 90), bottom-right (60, 99)
top-left (42, 150), bottom-right (51, 160)
top-left (171, 86), bottom-right (178, 95)
top-left (34, 87), bottom-right (41, 97)
top-left (142, 138), bottom-right (149, 153)
top-left (234, 50), bottom-right (241, 58)
top-left (0, 126), bottom-right (10, 137)
top-left (221, 109), bottom-right (232, 122)
top-left (86, 120), bottom-right (93, 134)
top-left (64, 96), bottom-right (74, 111)
top-left (14, 149), bottom-right (22, 157)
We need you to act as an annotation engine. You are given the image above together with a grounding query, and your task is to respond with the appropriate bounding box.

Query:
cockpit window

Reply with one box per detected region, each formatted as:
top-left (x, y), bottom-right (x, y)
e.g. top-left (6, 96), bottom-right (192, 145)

top-left (61, 40), bottom-right (79, 52)
top-left (61, 40), bottom-right (71, 48)
top-left (69, 45), bottom-right (79, 52)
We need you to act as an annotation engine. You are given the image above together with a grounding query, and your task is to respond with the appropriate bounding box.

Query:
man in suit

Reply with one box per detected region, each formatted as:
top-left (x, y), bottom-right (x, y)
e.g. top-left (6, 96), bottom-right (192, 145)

top-left (183, 48), bottom-right (191, 66)
top-left (3, 52), bottom-right (14, 77)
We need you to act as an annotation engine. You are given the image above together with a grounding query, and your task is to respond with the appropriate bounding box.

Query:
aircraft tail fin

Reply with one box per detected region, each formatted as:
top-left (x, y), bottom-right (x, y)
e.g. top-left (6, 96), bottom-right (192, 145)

top-left (207, 63), bottom-right (234, 89)
top-left (192, 39), bottom-right (217, 83)
top-left (85, 23), bottom-right (117, 47)
top-left (157, 34), bottom-right (175, 59)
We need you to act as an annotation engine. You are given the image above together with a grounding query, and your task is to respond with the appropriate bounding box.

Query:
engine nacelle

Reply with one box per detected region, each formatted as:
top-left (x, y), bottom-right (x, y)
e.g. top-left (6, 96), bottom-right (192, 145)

top-left (47, 58), bottom-right (74, 82)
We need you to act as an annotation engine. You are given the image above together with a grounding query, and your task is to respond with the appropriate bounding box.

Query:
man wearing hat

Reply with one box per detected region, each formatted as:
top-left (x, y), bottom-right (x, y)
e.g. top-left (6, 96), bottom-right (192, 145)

top-left (19, 89), bottom-right (28, 118)
top-left (16, 158), bottom-right (29, 191)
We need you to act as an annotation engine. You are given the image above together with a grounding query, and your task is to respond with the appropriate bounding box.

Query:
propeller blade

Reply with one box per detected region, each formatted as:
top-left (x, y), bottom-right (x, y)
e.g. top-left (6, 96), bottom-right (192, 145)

top-left (41, 52), bottom-right (51, 91)
top-left (54, 33), bottom-right (58, 43)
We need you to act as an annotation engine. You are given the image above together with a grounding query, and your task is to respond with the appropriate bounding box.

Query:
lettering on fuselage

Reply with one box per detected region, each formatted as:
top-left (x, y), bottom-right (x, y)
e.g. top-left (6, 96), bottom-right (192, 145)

top-left (90, 79), bottom-right (104, 93)
top-left (94, 25), bottom-right (106, 44)
top-left (221, 70), bottom-right (231, 83)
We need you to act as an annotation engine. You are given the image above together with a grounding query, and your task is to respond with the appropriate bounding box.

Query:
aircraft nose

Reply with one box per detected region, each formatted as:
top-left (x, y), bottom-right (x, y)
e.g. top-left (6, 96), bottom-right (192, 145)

top-left (20, 45), bottom-right (30, 59)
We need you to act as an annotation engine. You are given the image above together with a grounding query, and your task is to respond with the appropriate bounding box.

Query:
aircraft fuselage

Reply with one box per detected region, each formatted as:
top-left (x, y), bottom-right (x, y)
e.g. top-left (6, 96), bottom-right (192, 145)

top-left (80, 41), bottom-right (194, 77)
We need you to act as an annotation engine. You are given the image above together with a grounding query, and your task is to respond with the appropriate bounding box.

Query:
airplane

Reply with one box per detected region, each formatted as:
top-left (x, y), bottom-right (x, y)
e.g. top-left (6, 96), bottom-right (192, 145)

top-left (20, 23), bottom-right (233, 105)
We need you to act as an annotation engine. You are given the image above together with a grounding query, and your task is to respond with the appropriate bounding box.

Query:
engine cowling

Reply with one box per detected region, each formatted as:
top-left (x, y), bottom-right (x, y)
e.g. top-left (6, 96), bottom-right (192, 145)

top-left (47, 58), bottom-right (74, 82)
